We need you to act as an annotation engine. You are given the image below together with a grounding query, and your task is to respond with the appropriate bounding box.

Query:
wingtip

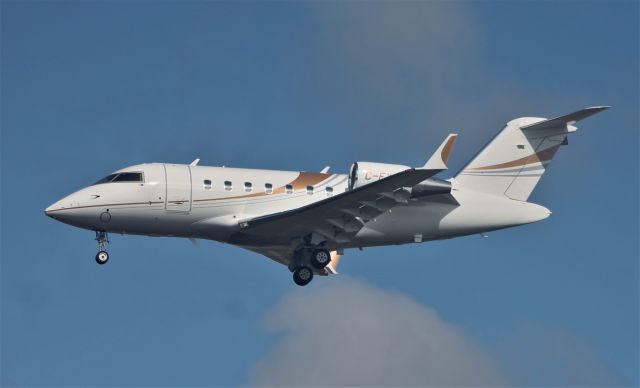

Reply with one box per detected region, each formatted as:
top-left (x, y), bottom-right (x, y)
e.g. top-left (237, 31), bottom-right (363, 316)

top-left (423, 133), bottom-right (458, 170)
top-left (441, 133), bottom-right (458, 165)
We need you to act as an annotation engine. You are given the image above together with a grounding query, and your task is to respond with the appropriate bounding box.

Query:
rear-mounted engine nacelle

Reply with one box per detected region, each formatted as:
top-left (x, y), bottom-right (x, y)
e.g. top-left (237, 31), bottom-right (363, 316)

top-left (348, 161), bottom-right (410, 190)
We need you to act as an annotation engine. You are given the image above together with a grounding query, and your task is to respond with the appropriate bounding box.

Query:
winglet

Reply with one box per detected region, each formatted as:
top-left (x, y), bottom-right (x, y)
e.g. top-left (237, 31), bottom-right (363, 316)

top-left (190, 158), bottom-right (200, 166)
top-left (423, 133), bottom-right (458, 170)
top-left (521, 106), bottom-right (611, 132)
top-left (320, 166), bottom-right (331, 174)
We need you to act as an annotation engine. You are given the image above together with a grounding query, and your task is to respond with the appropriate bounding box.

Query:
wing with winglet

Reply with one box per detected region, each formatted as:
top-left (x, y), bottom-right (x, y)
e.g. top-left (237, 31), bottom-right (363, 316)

top-left (231, 134), bottom-right (458, 251)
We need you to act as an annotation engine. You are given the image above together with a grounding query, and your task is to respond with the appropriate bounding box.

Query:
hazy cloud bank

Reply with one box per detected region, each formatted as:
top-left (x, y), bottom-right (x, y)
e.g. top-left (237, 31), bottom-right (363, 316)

top-left (496, 325), bottom-right (629, 387)
top-left (251, 278), bottom-right (628, 387)
top-left (251, 277), bottom-right (629, 387)
top-left (251, 279), bottom-right (505, 386)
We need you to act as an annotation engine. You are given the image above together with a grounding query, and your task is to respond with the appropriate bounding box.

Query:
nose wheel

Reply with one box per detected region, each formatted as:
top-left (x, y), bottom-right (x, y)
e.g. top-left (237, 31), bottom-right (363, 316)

top-left (95, 231), bottom-right (110, 265)
top-left (95, 250), bottom-right (109, 265)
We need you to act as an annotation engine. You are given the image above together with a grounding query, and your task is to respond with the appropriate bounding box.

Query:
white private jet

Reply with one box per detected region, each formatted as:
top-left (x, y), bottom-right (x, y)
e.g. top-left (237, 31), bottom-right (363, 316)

top-left (45, 107), bottom-right (608, 285)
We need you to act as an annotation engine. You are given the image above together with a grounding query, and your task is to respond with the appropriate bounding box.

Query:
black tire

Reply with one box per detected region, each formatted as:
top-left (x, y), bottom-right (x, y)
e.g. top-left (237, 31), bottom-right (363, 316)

top-left (310, 248), bottom-right (331, 269)
top-left (293, 266), bottom-right (314, 286)
top-left (95, 250), bottom-right (109, 265)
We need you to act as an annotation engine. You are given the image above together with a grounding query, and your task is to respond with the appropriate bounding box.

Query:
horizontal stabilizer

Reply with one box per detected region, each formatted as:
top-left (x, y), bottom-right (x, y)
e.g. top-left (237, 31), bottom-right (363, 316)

top-left (521, 106), bottom-right (610, 132)
top-left (424, 133), bottom-right (458, 170)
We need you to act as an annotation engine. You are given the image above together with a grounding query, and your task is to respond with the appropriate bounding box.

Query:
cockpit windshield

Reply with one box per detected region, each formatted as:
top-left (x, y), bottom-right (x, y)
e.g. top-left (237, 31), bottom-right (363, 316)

top-left (113, 172), bottom-right (143, 182)
top-left (93, 172), bottom-right (143, 185)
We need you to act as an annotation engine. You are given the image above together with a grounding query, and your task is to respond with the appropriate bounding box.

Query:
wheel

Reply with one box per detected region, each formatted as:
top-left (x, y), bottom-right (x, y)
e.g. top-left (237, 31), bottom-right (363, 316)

top-left (310, 248), bottom-right (331, 269)
top-left (293, 266), bottom-right (314, 286)
top-left (95, 250), bottom-right (109, 265)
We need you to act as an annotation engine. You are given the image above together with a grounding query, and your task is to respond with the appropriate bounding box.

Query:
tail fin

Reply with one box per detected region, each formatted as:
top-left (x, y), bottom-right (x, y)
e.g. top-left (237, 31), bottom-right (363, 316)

top-left (455, 106), bottom-right (609, 201)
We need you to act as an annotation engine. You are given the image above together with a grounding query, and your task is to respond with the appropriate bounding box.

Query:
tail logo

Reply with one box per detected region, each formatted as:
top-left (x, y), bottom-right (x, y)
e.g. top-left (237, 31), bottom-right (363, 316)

top-left (466, 144), bottom-right (561, 171)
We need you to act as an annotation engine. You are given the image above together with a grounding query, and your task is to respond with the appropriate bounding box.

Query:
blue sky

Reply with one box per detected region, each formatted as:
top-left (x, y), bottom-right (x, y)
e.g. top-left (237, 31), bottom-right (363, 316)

top-left (1, 1), bottom-right (637, 386)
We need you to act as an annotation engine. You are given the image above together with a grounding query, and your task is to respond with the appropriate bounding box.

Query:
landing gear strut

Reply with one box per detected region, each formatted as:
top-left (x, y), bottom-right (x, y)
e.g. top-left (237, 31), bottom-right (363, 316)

top-left (95, 231), bottom-right (109, 265)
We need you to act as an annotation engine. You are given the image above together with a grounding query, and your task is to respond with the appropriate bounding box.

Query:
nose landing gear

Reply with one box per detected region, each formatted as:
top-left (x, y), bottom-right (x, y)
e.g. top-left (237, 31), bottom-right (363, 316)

top-left (95, 231), bottom-right (109, 265)
top-left (95, 250), bottom-right (109, 265)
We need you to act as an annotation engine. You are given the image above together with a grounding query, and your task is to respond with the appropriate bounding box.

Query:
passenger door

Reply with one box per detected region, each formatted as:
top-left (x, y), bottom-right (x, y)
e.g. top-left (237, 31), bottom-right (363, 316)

top-left (164, 164), bottom-right (192, 212)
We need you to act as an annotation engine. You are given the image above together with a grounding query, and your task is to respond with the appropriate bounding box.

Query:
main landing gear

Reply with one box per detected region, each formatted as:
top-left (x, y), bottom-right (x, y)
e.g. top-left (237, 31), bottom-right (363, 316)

top-left (293, 266), bottom-right (313, 286)
top-left (310, 248), bottom-right (331, 269)
top-left (291, 248), bottom-right (332, 286)
top-left (95, 231), bottom-right (109, 265)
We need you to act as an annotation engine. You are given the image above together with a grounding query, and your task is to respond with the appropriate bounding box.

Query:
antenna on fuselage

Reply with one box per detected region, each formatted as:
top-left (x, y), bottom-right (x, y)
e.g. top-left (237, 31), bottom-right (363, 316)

top-left (190, 158), bottom-right (200, 166)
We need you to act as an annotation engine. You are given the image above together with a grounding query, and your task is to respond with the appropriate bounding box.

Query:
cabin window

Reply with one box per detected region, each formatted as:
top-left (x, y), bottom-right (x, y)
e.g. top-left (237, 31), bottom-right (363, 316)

top-left (326, 186), bottom-right (334, 196)
top-left (286, 184), bottom-right (293, 194)
top-left (224, 181), bottom-right (232, 191)
top-left (203, 180), bottom-right (212, 190)
top-left (265, 183), bottom-right (273, 194)
top-left (307, 185), bottom-right (314, 195)
top-left (244, 182), bottom-right (253, 192)
top-left (517, 144), bottom-right (525, 149)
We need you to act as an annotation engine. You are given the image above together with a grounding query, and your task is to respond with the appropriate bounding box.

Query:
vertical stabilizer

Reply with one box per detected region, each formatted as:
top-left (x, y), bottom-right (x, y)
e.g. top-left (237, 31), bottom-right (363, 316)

top-left (455, 107), bottom-right (609, 201)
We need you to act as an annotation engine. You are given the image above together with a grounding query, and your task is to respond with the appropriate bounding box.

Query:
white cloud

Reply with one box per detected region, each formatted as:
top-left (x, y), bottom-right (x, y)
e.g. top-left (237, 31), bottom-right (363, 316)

top-left (496, 325), bottom-right (630, 387)
top-left (251, 278), bottom-right (630, 387)
top-left (251, 278), bottom-right (505, 386)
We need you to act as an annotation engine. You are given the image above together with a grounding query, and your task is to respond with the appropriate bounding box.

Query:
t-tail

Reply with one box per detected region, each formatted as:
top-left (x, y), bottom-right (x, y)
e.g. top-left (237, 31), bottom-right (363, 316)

top-left (455, 106), bottom-right (610, 201)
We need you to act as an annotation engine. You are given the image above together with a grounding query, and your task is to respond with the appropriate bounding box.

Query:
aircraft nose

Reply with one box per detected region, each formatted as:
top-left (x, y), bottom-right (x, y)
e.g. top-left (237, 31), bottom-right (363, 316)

top-left (45, 201), bottom-right (61, 218)
top-left (44, 189), bottom-right (97, 228)
top-left (44, 194), bottom-right (75, 219)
